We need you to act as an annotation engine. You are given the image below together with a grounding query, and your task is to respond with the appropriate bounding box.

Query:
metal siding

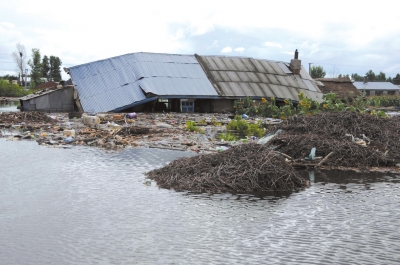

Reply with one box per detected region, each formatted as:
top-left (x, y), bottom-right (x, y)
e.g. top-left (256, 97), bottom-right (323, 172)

top-left (130, 61), bottom-right (147, 79)
top-left (353, 81), bottom-right (400, 90)
top-left (101, 69), bottom-right (120, 90)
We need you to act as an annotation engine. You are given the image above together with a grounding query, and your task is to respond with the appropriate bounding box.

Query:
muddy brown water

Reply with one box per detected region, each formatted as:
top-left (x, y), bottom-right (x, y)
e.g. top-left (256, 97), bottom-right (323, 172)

top-left (1, 138), bottom-right (400, 264)
top-left (0, 100), bottom-right (19, 112)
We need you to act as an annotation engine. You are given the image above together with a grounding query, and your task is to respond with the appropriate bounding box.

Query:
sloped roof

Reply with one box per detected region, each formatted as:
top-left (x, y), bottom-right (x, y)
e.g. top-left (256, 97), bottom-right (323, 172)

top-left (353, 81), bottom-right (400, 91)
top-left (68, 52), bottom-right (217, 112)
top-left (316, 77), bottom-right (360, 99)
top-left (196, 54), bottom-right (324, 102)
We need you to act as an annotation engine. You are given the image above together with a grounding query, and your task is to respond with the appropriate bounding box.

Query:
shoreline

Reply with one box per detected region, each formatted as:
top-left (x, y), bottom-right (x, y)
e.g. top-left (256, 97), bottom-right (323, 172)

top-left (2, 110), bottom-right (400, 175)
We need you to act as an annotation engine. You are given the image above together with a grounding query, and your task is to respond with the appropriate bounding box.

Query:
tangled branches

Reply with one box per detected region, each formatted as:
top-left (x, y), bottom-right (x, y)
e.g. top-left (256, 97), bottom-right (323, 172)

top-left (267, 112), bottom-right (400, 169)
top-left (145, 143), bottom-right (309, 193)
top-left (0, 111), bottom-right (56, 124)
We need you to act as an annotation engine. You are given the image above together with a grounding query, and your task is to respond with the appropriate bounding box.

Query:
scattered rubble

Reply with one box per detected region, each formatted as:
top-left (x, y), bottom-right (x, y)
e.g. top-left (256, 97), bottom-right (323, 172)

top-left (0, 111), bottom-right (269, 153)
top-left (145, 143), bottom-right (309, 193)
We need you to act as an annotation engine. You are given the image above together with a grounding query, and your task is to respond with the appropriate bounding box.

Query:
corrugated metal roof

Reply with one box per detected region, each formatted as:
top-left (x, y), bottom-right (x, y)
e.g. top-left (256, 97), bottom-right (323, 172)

top-left (197, 55), bottom-right (323, 102)
top-left (353, 82), bottom-right (400, 91)
top-left (68, 52), bottom-right (217, 112)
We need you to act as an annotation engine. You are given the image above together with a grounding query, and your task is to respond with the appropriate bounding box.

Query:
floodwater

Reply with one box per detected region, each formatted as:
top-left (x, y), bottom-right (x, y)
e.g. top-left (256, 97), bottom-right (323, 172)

top-left (1, 139), bottom-right (400, 265)
top-left (0, 100), bottom-right (19, 112)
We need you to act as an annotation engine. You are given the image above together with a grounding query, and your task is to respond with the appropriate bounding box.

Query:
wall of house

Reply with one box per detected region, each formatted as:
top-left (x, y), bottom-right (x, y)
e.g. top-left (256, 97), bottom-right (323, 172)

top-left (21, 87), bottom-right (75, 112)
top-left (211, 99), bottom-right (235, 113)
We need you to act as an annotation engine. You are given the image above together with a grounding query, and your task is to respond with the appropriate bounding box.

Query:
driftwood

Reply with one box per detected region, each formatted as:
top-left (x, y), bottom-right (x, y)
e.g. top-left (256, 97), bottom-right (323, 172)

top-left (0, 111), bottom-right (56, 124)
top-left (146, 143), bottom-right (309, 193)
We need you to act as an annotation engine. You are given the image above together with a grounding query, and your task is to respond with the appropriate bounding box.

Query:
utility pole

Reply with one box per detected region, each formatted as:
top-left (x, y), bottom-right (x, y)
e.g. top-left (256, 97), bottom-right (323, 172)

top-left (25, 69), bottom-right (28, 90)
top-left (309, 63), bottom-right (313, 75)
top-left (20, 52), bottom-right (23, 86)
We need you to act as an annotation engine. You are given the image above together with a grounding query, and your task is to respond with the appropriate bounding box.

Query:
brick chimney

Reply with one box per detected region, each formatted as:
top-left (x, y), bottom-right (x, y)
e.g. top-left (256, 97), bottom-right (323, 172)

top-left (290, 49), bottom-right (301, 75)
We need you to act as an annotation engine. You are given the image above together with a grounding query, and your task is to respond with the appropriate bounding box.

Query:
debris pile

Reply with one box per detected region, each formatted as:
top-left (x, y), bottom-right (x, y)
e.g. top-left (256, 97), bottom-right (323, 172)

top-left (145, 143), bottom-right (309, 193)
top-left (266, 112), bottom-right (400, 169)
top-left (0, 111), bottom-right (56, 124)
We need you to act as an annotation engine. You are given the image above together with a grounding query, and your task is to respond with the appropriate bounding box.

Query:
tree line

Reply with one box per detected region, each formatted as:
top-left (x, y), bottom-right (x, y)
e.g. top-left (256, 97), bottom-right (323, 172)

top-left (8, 42), bottom-right (63, 88)
top-left (310, 65), bottom-right (400, 82)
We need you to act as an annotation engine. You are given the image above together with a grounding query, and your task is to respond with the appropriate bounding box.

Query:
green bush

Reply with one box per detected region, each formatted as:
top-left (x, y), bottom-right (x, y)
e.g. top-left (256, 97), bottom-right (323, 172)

top-left (0, 79), bottom-right (32, 97)
top-left (225, 116), bottom-right (266, 140)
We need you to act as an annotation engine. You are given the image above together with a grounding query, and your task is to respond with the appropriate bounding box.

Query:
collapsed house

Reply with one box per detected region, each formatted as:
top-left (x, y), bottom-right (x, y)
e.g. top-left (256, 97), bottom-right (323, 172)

top-left (19, 82), bottom-right (75, 112)
top-left (315, 77), bottom-right (360, 100)
top-left (59, 51), bottom-right (324, 113)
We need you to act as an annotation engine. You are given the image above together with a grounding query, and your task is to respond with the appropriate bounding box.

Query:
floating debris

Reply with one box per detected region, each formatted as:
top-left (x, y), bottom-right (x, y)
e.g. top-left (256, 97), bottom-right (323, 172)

top-left (145, 143), bottom-right (309, 193)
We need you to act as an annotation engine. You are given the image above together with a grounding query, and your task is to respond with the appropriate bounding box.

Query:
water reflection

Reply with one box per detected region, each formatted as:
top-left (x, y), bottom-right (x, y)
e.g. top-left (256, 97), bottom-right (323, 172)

top-left (1, 139), bottom-right (400, 264)
top-left (0, 100), bottom-right (20, 112)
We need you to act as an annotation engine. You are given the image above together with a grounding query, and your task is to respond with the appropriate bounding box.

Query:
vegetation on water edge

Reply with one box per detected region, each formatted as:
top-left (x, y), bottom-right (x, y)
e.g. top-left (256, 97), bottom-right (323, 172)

top-left (0, 79), bottom-right (33, 97)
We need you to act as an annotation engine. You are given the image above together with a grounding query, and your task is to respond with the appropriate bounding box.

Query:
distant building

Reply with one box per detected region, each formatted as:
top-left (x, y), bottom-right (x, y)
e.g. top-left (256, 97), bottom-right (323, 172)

top-left (353, 82), bottom-right (400, 96)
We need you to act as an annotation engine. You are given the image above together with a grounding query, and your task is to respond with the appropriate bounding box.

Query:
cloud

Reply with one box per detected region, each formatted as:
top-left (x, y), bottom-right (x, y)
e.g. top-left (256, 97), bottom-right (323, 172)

top-left (221, 47), bottom-right (232, 53)
top-left (264, 42), bottom-right (282, 49)
top-left (234, 47), bottom-right (245, 53)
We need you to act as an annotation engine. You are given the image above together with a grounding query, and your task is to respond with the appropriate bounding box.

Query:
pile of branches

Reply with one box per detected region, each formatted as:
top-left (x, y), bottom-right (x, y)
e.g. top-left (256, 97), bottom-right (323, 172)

top-left (0, 112), bottom-right (55, 124)
top-left (266, 112), bottom-right (400, 169)
top-left (145, 143), bottom-right (309, 193)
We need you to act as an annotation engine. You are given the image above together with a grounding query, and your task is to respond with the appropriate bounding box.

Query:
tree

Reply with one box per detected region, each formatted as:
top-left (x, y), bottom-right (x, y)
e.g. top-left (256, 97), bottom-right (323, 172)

top-left (329, 65), bottom-right (340, 78)
top-left (375, 71), bottom-right (386, 81)
top-left (338, 74), bottom-right (350, 78)
top-left (365, 70), bottom-right (376, 82)
top-left (28, 48), bottom-right (43, 87)
top-left (49, 56), bottom-right (62, 82)
top-left (351, 73), bottom-right (364, 81)
top-left (310, 65), bottom-right (326, 78)
top-left (42, 55), bottom-right (50, 80)
top-left (11, 42), bottom-right (27, 86)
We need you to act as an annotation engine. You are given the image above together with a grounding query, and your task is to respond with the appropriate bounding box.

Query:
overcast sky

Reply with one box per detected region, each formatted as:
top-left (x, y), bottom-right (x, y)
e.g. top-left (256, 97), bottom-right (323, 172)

top-left (1, 0), bottom-right (399, 80)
